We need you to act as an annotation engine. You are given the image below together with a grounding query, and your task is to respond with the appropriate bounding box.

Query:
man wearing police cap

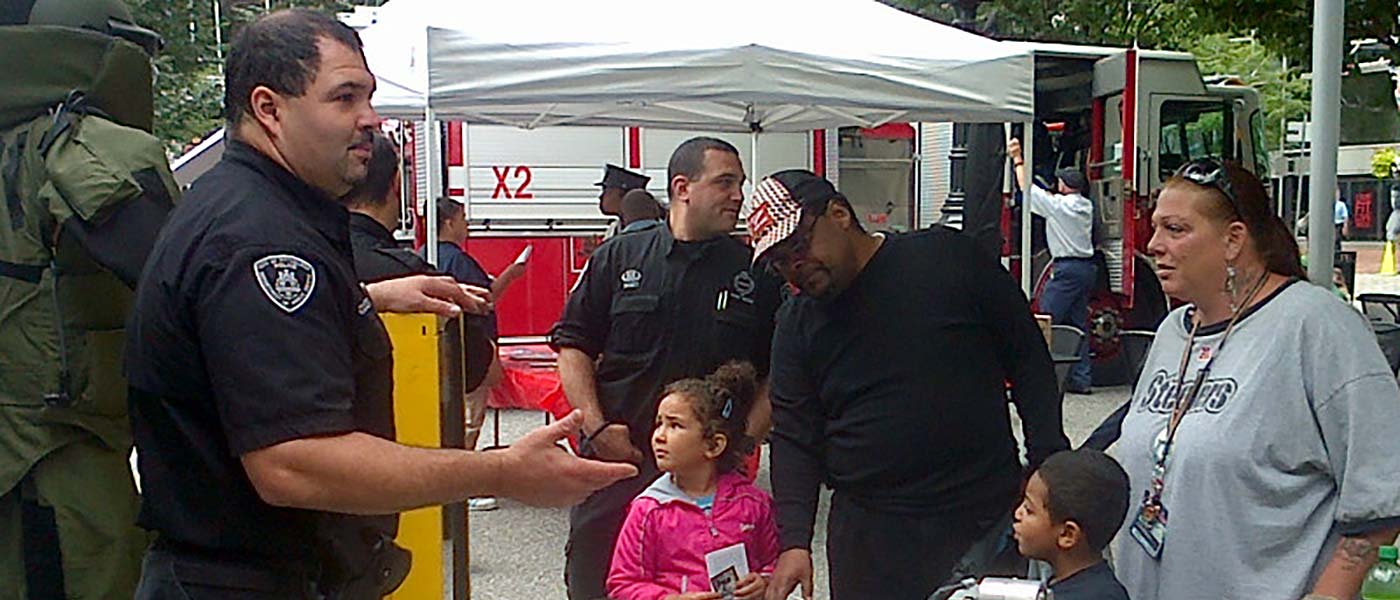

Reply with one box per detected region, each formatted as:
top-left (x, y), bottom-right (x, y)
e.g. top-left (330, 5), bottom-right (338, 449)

top-left (597, 163), bottom-right (650, 240)
top-left (0, 0), bottom-right (173, 596)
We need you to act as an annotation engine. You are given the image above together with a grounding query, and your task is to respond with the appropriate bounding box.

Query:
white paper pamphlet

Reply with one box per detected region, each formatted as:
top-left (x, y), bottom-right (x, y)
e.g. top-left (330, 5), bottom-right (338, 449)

top-left (705, 542), bottom-right (749, 599)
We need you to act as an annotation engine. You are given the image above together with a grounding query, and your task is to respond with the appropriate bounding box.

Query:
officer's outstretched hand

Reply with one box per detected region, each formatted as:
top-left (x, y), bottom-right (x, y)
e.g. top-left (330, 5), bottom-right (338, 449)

top-left (366, 275), bottom-right (493, 317)
top-left (767, 549), bottom-right (813, 600)
top-left (498, 411), bottom-right (637, 507)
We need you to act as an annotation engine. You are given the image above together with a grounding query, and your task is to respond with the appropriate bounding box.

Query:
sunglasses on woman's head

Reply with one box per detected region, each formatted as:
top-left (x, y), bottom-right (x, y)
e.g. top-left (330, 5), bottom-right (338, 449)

top-left (1174, 158), bottom-right (1241, 216)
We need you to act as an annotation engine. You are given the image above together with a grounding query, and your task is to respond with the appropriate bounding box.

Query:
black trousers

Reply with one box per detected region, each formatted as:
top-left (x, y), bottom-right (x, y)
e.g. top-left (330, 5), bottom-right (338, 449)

top-left (564, 459), bottom-right (658, 600)
top-left (826, 493), bottom-right (1003, 600)
top-left (134, 547), bottom-right (321, 600)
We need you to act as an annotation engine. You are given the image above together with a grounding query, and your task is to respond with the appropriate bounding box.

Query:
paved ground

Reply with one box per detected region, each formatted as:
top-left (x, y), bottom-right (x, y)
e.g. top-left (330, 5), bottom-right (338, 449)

top-left (1350, 241), bottom-right (1400, 295)
top-left (467, 387), bottom-right (1129, 600)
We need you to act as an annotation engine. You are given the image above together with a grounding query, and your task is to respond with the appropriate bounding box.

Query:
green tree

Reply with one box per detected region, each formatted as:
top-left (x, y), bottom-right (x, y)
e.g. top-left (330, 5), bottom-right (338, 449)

top-left (884, 0), bottom-right (1399, 66)
top-left (1184, 34), bottom-right (1311, 151)
top-left (884, 0), bottom-right (1208, 48)
top-left (1189, 0), bottom-right (1399, 66)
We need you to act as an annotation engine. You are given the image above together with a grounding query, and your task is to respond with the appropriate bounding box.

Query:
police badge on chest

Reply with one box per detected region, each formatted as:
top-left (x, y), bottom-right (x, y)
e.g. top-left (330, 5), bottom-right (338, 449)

top-left (716, 270), bottom-right (756, 311)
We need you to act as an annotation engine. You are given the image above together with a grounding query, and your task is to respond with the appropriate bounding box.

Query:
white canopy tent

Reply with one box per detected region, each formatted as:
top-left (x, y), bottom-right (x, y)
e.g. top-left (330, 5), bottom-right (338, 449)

top-left (362, 0), bottom-right (1033, 129)
top-left (358, 0), bottom-right (1038, 285)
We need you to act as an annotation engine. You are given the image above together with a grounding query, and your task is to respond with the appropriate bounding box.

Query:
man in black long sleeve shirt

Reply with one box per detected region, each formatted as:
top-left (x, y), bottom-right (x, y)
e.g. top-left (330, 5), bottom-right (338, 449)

top-left (748, 170), bottom-right (1068, 600)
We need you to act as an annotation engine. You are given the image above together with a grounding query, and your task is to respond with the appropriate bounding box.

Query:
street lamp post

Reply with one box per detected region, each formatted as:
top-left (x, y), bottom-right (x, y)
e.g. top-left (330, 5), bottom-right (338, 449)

top-left (1306, 0), bottom-right (1344, 285)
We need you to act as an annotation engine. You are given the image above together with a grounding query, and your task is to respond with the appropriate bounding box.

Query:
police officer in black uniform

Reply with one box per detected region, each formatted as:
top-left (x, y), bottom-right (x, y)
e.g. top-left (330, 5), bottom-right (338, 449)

top-left (346, 133), bottom-right (433, 283)
top-left (345, 132), bottom-right (495, 394)
top-left (597, 163), bottom-right (650, 239)
top-left (553, 137), bottom-right (781, 600)
top-left (125, 10), bottom-right (635, 598)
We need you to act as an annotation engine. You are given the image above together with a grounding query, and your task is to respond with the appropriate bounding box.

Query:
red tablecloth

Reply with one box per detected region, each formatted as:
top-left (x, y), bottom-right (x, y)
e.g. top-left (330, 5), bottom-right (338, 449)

top-left (488, 344), bottom-right (570, 420)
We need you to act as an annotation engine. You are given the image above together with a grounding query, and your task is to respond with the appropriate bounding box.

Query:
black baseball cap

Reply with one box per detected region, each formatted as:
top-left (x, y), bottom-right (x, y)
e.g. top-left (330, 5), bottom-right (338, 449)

top-left (1055, 168), bottom-right (1087, 193)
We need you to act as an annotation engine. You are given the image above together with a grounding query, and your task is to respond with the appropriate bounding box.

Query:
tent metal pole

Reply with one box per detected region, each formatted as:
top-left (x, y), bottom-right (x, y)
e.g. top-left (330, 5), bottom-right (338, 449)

top-left (751, 128), bottom-right (761, 193)
top-left (1021, 121), bottom-right (1034, 297)
top-left (1306, 0), bottom-right (1343, 285)
top-left (426, 107), bottom-right (441, 266)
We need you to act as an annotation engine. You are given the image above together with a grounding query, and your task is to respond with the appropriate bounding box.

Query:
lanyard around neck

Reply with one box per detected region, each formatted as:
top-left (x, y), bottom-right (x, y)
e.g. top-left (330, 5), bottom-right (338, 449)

top-left (1159, 271), bottom-right (1269, 461)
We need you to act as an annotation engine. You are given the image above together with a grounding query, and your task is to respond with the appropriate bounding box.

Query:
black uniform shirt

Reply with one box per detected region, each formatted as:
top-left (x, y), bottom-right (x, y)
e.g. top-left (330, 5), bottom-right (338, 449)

top-left (125, 140), bottom-right (394, 566)
top-left (550, 224), bottom-right (781, 451)
top-left (768, 228), bottom-right (1068, 550)
top-left (347, 212), bottom-right (493, 393)
top-left (349, 211), bottom-right (433, 283)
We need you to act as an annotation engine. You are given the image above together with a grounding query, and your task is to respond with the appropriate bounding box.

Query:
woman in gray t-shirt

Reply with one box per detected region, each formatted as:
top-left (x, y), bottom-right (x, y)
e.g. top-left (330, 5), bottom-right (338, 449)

top-left (1114, 159), bottom-right (1400, 600)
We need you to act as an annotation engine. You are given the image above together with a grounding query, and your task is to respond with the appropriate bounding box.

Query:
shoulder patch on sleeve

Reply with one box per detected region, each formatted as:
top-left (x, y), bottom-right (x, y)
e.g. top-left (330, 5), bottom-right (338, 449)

top-left (253, 254), bottom-right (316, 313)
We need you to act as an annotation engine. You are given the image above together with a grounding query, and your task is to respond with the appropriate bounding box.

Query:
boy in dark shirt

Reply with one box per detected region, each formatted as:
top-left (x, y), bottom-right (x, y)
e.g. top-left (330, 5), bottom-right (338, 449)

top-left (1012, 449), bottom-right (1131, 600)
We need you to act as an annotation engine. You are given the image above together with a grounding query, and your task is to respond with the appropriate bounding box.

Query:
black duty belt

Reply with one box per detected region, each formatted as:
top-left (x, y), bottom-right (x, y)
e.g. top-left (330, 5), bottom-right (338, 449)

top-left (149, 537), bottom-right (320, 590)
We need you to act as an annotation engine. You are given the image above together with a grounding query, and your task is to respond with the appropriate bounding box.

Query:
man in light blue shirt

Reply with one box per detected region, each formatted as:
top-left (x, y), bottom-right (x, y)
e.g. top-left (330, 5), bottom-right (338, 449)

top-left (1334, 190), bottom-right (1349, 253)
top-left (1009, 138), bottom-right (1096, 393)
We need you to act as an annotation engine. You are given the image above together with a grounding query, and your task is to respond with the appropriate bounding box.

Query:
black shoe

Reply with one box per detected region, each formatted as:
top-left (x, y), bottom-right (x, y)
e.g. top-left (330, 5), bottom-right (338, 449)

top-left (1066, 385), bottom-right (1093, 395)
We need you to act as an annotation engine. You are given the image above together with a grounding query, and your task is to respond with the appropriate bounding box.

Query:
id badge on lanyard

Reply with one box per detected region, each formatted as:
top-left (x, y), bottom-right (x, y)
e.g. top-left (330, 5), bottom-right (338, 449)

top-left (1130, 496), bottom-right (1169, 559)
top-left (1130, 427), bottom-right (1177, 559)
top-left (1132, 337), bottom-right (1216, 560)
top-left (1132, 275), bottom-right (1265, 560)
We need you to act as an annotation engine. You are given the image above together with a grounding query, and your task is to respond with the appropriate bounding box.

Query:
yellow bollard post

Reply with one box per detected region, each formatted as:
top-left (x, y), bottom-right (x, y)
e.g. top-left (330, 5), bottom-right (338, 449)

top-left (381, 314), bottom-right (469, 600)
top-left (1383, 241), bottom-right (1397, 276)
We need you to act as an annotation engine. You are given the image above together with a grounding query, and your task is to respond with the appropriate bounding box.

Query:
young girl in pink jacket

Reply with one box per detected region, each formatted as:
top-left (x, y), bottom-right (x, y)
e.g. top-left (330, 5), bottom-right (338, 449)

top-left (606, 362), bottom-right (780, 600)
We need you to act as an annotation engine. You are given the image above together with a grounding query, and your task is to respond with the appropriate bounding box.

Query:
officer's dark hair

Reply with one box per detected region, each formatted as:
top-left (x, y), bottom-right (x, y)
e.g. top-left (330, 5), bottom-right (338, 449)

top-left (667, 136), bottom-right (741, 199)
top-left (620, 189), bottom-right (663, 225)
top-left (224, 9), bottom-right (365, 130)
top-left (1034, 449), bottom-right (1130, 552)
top-left (345, 134), bottom-right (399, 208)
top-left (436, 196), bottom-right (464, 229)
top-left (661, 361), bottom-right (758, 475)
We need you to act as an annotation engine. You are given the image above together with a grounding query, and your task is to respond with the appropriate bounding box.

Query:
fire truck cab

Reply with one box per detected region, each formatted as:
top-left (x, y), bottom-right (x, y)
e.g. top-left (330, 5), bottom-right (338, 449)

top-left (915, 43), bottom-right (1267, 383)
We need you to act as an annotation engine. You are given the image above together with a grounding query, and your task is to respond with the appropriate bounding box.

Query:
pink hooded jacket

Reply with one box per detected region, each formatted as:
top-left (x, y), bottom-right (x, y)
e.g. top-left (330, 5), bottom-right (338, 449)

top-left (606, 472), bottom-right (781, 600)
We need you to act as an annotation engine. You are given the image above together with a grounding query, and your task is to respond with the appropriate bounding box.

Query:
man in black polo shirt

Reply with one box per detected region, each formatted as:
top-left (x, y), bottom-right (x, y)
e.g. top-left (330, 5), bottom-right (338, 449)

top-left (749, 171), bottom-right (1069, 600)
top-left (552, 137), bottom-right (781, 600)
top-left (346, 133), bottom-right (432, 282)
top-left (125, 10), bottom-right (635, 598)
top-left (345, 134), bottom-right (494, 394)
